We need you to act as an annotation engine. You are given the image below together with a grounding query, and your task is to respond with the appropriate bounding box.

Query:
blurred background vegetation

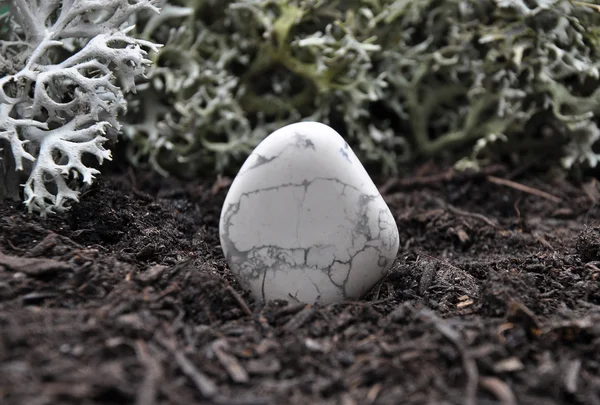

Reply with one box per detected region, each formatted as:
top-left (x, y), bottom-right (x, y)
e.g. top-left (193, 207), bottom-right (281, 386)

top-left (123, 0), bottom-right (600, 178)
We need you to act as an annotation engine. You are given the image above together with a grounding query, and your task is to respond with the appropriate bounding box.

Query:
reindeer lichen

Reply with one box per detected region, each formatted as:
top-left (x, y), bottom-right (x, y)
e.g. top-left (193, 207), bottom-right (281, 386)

top-left (0, 0), bottom-right (160, 215)
top-left (124, 0), bottom-right (600, 178)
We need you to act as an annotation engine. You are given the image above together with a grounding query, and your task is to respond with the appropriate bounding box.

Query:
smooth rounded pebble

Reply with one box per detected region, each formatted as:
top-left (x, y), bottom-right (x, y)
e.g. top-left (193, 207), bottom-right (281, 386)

top-left (219, 122), bottom-right (399, 304)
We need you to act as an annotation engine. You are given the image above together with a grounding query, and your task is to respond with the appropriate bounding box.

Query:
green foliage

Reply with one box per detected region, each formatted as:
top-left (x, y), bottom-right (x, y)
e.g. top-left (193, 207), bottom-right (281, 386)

top-left (124, 0), bottom-right (600, 177)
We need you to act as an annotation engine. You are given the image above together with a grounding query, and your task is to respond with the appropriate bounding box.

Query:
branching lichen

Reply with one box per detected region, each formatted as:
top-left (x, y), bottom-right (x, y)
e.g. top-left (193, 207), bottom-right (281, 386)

top-left (0, 0), bottom-right (160, 215)
top-left (3, 0), bottom-right (597, 205)
top-left (123, 0), bottom-right (600, 178)
top-left (123, 0), bottom-right (410, 176)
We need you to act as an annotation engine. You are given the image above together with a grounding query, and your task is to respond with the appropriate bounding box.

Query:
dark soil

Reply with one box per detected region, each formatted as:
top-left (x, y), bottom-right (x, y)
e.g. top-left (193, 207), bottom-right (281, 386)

top-left (1, 163), bottom-right (600, 405)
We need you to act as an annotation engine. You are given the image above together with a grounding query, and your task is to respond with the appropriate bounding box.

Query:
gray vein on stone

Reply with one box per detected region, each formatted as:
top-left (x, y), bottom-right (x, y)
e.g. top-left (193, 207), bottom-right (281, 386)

top-left (292, 133), bottom-right (316, 150)
top-left (237, 132), bottom-right (317, 177)
top-left (339, 142), bottom-right (351, 163)
top-left (244, 153), bottom-right (278, 172)
top-left (228, 176), bottom-right (364, 202)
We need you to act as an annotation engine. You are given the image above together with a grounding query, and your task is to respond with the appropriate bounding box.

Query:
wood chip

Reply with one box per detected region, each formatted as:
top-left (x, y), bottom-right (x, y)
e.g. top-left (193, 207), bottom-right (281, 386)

top-left (246, 357), bottom-right (281, 375)
top-left (135, 341), bottom-right (163, 405)
top-left (212, 339), bottom-right (249, 383)
top-left (174, 351), bottom-right (217, 398)
top-left (26, 232), bottom-right (59, 257)
top-left (0, 251), bottom-right (71, 276)
top-left (457, 298), bottom-right (474, 308)
top-left (211, 175), bottom-right (232, 195)
top-left (493, 357), bottom-right (524, 372)
top-left (456, 228), bottom-right (471, 244)
top-left (158, 335), bottom-right (218, 399)
top-left (282, 305), bottom-right (315, 332)
top-left (137, 264), bottom-right (167, 283)
top-left (487, 175), bottom-right (562, 203)
top-left (479, 376), bottom-right (517, 405)
top-left (563, 359), bottom-right (581, 394)
top-left (226, 285), bottom-right (253, 317)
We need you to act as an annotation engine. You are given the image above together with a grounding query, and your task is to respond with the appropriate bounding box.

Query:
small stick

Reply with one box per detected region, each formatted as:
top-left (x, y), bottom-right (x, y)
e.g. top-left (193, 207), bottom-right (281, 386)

top-left (585, 262), bottom-right (600, 272)
top-left (533, 232), bottom-right (554, 251)
top-left (226, 285), bottom-right (253, 317)
top-left (274, 302), bottom-right (307, 317)
top-left (379, 168), bottom-right (454, 194)
top-left (212, 339), bottom-right (249, 383)
top-left (26, 232), bottom-right (58, 257)
top-left (0, 250), bottom-right (71, 275)
top-left (420, 309), bottom-right (478, 405)
top-left (433, 198), bottom-right (498, 228)
top-left (157, 336), bottom-right (217, 398)
top-left (379, 164), bottom-right (506, 194)
top-left (486, 175), bottom-right (562, 203)
top-left (564, 359), bottom-right (582, 394)
top-left (365, 383), bottom-right (383, 404)
top-left (479, 377), bottom-right (517, 405)
top-left (174, 350), bottom-right (218, 398)
top-left (135, 340), bottom-right (163, 405)
top-left (283, 305), bottom-right (315, 332)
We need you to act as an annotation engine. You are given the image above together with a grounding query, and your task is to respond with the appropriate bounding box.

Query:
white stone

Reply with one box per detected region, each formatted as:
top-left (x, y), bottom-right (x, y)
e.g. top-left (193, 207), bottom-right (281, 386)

top-left (219, 122), bottom-right (399, 304)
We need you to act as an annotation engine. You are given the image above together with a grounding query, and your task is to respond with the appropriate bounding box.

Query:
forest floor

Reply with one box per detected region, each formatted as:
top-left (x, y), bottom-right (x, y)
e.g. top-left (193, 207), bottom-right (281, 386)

top-left (1, 162), bottom-right (599, 405)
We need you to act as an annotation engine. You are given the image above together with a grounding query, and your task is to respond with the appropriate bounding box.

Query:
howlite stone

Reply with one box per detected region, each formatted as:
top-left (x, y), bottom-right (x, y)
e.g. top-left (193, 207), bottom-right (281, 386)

top-left (219, 122), bottom-right (399, 304)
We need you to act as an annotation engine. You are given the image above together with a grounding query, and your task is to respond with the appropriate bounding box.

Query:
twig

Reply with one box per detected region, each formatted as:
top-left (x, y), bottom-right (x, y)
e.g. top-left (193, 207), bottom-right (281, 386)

top-left (369, 275), bottom-right (388, 301)
top-left (212, 339), bottom-right (249, 383)
top-left (379, 168), bottom-right (454, 194)
top-left (157, 336), bottom-right (217, 398)
top-left (211, 175), bottom-right (232, 196)
top-left (418, 260), bottom-right (437, 295)
top-left (418, 252), bottom-right (464, 273)
top-left (226, 285), bottom-right (253, 317)
top-left (513, 198), bottom-right (521, 221)
top-left (379, 164), bottom-right (506, 194)
top-left (433, 198), bottom-right (498, 228)
top-left (274, 302), bottom-right (308, 317)
top-left (486, 176), bottom-right (562, 203)
top-left (582, 178), bottom-right (600, 204)
top-left (419, 309), bottom-right (478, 405)
top-left (174, 350), bottom-right (218, 398)
top-left (479, 377), bottom-right (517, 405)
top-left (365, 383), bottom-right (382, 404)
top-left (564, 359), bottom-right (581, 394)
top-left (128, 166), bottom-right (138, 190)
top-left (135, 340), bottom-right (163, 405)
top-left (0, 250), bottom-right (72, 275)
top-left (256, 306), bottom-right (272, 333)
top-left (26, 232), bottom-right (59, 257)
top-left (3, 238), bottom-right (25, 252)
top-left (282, 305), bottom-right (315, 332)
top-left (533, 232), bottom-right (555, 251)
top-left (199, 293), bottom-right (215, 324)
top-left (584, 262), bottom-right (600, 272)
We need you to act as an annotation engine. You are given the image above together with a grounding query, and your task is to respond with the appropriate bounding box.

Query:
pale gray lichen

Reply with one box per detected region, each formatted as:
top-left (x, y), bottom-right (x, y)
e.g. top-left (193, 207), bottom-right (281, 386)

top-left (5, 0), bottom-right (598, 206)
top-left (123, 0), bottom-right (600, 178)
top-left (122, 0), bottom-right (409, 177)
top-left (0, 0), bottom-right (160, 215)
